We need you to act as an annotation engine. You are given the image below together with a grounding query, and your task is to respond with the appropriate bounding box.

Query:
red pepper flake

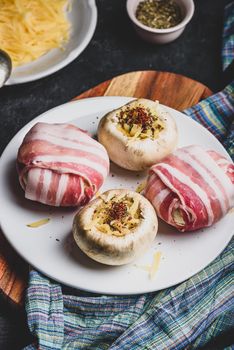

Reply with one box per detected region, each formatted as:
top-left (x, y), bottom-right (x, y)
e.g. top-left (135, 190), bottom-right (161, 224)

top-left (108, 202), bottom-right (127, 221)
top-left (120, 106), bottom-right (153, 130)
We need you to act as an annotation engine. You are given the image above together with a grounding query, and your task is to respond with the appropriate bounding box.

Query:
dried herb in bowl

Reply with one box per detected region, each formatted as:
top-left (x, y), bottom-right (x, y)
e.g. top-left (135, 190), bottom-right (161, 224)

top-left (136, 0), bottom-right (183, 29)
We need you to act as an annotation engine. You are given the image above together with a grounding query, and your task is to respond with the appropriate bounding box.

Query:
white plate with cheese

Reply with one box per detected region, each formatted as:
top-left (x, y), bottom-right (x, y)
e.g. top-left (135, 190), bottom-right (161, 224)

top-left (0, 96), bottom-right (233, 294)
top-left (5, 0), bottom-right (97, 85)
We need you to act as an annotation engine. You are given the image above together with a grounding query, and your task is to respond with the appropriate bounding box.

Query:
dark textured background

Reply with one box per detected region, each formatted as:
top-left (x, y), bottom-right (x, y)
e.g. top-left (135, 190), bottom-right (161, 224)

top-left (0, 0), bottom-right (231, 156)
top-left (0, 0), bottom-right (232, 349)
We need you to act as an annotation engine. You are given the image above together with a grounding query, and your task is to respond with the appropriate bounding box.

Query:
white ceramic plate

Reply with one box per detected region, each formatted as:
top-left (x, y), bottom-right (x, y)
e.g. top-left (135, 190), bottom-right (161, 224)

top-left (0, 96), bottom-right (233, 294)
top-left (6, 0), bottom-right (97, 85)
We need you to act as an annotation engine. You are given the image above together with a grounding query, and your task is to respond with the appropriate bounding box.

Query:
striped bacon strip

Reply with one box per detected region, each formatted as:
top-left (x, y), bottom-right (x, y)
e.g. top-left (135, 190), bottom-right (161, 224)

top-left (144, 145), bottom-right (234, 232)
top-left (17, 122), bottom-right (109, 207)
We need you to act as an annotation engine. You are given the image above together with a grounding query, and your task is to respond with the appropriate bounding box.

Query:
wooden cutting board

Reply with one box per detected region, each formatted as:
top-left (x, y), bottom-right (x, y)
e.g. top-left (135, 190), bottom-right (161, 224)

top-left (0, 71), bottom-right (212, 307)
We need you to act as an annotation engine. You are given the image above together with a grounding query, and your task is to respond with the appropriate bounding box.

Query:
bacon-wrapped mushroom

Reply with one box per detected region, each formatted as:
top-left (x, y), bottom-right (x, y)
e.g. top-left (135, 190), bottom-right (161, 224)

top-left (17, 122), bottom-right (109, 207)
top-left (144, 145), bottom-right (234, 231)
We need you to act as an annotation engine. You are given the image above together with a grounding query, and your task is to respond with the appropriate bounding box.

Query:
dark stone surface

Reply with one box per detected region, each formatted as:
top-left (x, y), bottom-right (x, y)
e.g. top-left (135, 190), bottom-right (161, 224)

top-left (0, 0), bottom-right (232, 349)
top-left (0, 0), bottom-right (230, 156)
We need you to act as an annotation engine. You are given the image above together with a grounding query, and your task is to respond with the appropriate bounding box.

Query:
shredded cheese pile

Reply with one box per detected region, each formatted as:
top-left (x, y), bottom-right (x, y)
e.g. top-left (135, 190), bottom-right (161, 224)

top-left (0, 0), bottom-right (71, 67)
top-left (116, 103), bottom-right (164, 140)
top-left (88, 194), bottom-right (142, 236)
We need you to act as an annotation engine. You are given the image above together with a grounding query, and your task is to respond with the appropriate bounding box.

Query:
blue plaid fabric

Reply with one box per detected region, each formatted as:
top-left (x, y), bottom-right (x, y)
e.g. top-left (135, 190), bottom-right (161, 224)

top-left (184, 82), bottom-right (234, 160)
top-left (222, 2), bottom-right (234, 70)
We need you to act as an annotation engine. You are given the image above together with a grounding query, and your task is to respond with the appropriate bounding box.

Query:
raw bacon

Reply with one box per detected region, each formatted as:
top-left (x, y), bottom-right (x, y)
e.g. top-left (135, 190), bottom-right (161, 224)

top-left (144, 145), bottom-right (234, 232)
top-left (17, 122), bottom-right (109, 207)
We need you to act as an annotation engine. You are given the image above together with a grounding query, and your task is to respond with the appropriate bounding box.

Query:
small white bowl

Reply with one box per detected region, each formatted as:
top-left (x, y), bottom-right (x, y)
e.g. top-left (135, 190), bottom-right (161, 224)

top-left (126, 0), bottom-right (195, 44)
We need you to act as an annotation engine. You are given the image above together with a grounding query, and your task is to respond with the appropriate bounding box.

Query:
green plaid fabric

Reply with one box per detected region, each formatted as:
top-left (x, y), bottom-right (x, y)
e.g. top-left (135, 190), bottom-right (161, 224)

top-left (25, 238), bottom-right (234, 350)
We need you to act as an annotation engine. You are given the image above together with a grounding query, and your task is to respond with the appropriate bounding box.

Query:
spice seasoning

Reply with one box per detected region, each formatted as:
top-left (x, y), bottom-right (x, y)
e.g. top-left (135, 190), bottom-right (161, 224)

top-left (108, 202), bottom-right (128, 221)
top-left (118, 104), bottom-right (164, 140)
top-left (119, 106), bottom-right (153, 131)
top-left (136, 0), bottom-right (183, 29)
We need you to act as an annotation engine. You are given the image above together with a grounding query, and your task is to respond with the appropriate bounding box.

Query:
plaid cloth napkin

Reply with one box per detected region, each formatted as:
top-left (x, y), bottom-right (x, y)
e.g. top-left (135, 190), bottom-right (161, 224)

top-left (222, 2), bottom-right (234, 71)
top-left (24, 4), bottom-right (234, 350)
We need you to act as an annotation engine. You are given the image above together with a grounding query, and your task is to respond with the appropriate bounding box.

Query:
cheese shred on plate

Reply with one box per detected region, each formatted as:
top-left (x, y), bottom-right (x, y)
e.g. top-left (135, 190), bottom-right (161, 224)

top-left (26, 218), bottom-right (50, 228)
top-left (0, 0), bottom-right (71, 67)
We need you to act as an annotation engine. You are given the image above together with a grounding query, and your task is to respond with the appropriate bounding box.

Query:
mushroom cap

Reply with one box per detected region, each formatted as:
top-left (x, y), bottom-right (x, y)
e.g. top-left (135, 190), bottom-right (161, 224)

top-left (98, 99), bottom-right (178, 171)
top-left (73, 189), bottom-right (158, 265)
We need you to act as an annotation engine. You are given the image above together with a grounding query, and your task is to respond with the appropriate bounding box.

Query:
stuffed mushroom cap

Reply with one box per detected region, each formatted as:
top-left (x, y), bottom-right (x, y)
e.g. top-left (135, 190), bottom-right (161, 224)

top-left (98, 98), bottom-right (178, 171)
top-left (73, 189), bottom-right (158, 265)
